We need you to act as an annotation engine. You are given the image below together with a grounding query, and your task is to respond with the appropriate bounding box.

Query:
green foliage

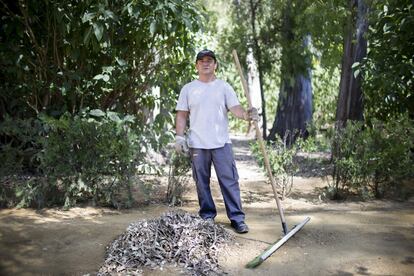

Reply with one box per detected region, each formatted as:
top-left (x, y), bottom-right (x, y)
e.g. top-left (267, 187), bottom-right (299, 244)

top-left (0, 0), bottom-right (207, 209)
top-left (166, 152), bottom-right (192, 206)
top-left (0, 110), bottom-right (162, 209)
top-left (298, 129), bottom-right (331, 153)
top-left (331, 115), bottom-right (414, 200)
top-left (250, 137), bottom-right (301, 197)
top-left (312, 66), bottom-right (340, 131)
top-left (361, 1), bottom-right (414, 120)
top-left (302, 0), bottom-right (347, 69)
top-left (0, 176), bottom-right (61, 209)
top-left (39, 110), bottom-right (146, 208)
top-left (0, 0), bottom-right (205, 118)
top-left (0, 116), bottom-right (50, 208)
top-left (0, 116), bottom-right (45, 176)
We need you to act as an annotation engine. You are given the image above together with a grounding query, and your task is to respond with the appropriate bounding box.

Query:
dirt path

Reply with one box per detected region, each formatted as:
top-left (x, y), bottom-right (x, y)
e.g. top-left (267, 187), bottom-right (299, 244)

top-left (1, 135), bottom-right (413, 276)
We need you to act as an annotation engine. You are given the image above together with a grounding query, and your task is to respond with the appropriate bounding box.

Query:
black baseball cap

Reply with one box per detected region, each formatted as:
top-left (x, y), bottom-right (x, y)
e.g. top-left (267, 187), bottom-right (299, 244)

top-left (196, 49), bottom-right (216, 62)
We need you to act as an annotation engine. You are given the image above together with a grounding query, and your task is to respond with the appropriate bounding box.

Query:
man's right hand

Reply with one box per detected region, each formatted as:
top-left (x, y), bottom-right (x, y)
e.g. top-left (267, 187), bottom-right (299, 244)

top-left (175, 135), bottom-right (189, 154)
top-left (246, 107), bottom-right (259, 121)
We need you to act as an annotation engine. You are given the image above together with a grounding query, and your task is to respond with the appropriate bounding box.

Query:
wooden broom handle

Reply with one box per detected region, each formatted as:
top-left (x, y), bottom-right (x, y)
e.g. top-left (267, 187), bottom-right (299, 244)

top-left (232, 49), bottom-right (287, 231)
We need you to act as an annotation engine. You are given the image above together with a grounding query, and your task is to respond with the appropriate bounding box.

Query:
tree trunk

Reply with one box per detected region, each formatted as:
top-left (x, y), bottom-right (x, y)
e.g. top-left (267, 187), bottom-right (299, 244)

top-left (332, 0), bottom-right (369, 187)
top-left (246, 49), bottom-right (263, 135)
top-left (268, 1), bottom-right (312, 145)
top-left (268, 67), bottom-right (313, 145)
top-left (335, 0), bottom-right (368, 127)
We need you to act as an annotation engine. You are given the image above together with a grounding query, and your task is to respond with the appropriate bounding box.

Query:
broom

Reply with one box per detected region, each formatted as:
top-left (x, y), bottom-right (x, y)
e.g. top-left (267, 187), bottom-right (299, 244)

top-left (232, 49), bottom-right (310, 268)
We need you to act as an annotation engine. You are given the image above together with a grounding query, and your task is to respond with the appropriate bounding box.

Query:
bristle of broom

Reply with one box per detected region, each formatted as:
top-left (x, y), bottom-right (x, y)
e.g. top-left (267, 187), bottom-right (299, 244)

top-left (245, 242), bottom-right (275, 268)
top-left (245, 255), bottom-right (263, 268)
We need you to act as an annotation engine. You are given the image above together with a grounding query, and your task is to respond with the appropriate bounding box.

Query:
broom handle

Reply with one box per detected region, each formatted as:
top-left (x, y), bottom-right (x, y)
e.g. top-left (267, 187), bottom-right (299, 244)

top-left (232, 49), bottom-right (288, 234)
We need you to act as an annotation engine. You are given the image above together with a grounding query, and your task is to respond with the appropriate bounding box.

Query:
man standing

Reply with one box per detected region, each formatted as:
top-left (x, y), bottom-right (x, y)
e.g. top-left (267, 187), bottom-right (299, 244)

top-left (175, 49), bottom-right (258, 234)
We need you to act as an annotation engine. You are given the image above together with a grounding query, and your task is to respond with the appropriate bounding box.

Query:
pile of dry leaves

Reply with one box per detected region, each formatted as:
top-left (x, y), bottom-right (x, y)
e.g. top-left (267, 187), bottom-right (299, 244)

top-left (98, 210), bottom-right (233, 275)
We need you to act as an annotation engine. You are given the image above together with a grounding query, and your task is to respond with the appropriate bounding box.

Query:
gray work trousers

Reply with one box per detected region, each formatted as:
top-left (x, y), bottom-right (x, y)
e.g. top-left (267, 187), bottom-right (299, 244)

top-left (190, 143), bottom-right (245, 223)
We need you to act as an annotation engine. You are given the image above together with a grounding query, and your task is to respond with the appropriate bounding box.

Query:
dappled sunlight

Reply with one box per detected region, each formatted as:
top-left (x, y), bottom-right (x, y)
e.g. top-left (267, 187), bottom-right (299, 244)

top-left (0, 207), bottom-right (120, 224)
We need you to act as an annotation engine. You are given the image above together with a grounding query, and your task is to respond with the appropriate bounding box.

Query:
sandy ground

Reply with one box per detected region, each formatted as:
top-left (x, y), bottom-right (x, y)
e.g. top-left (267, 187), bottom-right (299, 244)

top-left (1, 135), bottom-right (413, 276)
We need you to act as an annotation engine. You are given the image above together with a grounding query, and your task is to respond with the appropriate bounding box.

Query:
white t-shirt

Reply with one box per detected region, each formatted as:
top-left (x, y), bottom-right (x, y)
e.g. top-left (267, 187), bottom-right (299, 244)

top-left (176, 79), bottom-right (240, 149)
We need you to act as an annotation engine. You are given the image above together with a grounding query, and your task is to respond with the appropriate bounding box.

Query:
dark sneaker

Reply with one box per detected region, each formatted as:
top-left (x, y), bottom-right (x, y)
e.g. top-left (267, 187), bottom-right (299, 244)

top-left (231, 221), bottom-right (249, 234)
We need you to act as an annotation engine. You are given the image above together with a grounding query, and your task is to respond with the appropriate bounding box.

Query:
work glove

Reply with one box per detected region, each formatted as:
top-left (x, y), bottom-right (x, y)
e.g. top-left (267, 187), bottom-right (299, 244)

top-left (175, 135), bottom-right (189, 154)
top-left (246, 107), bottom-right (259, 121)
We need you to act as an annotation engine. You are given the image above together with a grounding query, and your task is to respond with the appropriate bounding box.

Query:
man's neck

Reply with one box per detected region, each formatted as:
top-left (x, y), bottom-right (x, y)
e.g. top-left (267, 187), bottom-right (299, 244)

top-left (198, 74), bottom-right (216, 83)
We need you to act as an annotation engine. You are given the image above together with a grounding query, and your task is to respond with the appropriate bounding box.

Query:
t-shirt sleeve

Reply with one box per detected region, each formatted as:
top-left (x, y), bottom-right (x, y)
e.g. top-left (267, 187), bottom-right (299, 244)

top-left (224, 82), bottom-right (240, 109)
top-left (176, 86), bottom-right (189, 111)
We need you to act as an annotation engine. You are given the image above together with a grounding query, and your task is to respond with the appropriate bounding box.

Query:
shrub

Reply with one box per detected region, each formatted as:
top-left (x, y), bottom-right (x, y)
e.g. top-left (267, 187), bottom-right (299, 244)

top-left (166, 152), bottom-right (192, 206)
top-left (331, 115), bottom-right (414, 199)
top-left (0, 110), bottom-right (160, 209)
top-left (38, 110), bottom-right (146, 208)
top-left (250, 136), bottom-right (301, 198)
top-left (0, 117), bottom-right (49, 208)
top-left (0, 116), bottom-right (45, 176)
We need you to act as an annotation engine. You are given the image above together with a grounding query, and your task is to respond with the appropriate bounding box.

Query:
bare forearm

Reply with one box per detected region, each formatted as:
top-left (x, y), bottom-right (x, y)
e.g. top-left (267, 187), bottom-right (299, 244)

top-left (229, 105), bottom-right (248, 120)
top-left (176, 111), bottom-right (188, 136)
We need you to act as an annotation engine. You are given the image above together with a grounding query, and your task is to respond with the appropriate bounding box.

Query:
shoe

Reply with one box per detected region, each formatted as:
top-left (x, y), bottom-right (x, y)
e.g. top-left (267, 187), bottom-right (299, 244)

top-left (230, 221), bottom-right (249, 234)
top-left (202, 217), bottom-right (215, 223)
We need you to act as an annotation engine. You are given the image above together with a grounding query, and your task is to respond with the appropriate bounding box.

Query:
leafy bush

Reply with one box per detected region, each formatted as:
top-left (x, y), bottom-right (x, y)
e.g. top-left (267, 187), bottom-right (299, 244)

top-left (0, 110), bottom-right (162, 209)
top-left (0, 168), bottom-right (70, 209)
top-left (38, 109), bottom-right (147, 208)
top-left (331, 115), bottom-right (414, 199)
top-left (361, 1), bottom-right (414, 121)
top-left (0, 116), bottom-right (45, 176)
top-left (166, 152), bottom-right (192, 206)
top-left (250, 136), bottom-right (301, 198)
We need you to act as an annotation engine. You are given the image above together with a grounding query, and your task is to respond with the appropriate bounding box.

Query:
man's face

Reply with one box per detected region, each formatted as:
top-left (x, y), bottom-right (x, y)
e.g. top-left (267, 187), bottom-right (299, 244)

top-left (196, 56), bottom-right (217, 75)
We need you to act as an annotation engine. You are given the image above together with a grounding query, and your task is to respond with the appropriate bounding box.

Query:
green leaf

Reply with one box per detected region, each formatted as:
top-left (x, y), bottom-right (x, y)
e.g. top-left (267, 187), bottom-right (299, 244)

top-left (107, 112), bottom-right (121, 123)
top-left (93, 23), bottom-right (104, 41)
top-left (183, 18), bottom-right (192, 30)
top-left (90, 109), bottom-right (105, 117)
top-left (82, 12), bottom-right (95, 23)
top-left (102, 66), bottom-right (114, 73)
top-left (116, 57), bottom-right (127, 67)
top-left (103, 10), bottom-right (115, 20)
top-left (93, 74), bottom-right (104, 80)
top-left (94, 72), bottom-right (110, 82)
top-left (150, 21), bottom-right (157, 35)
top-left (123, 115), bottom-right (135, 123)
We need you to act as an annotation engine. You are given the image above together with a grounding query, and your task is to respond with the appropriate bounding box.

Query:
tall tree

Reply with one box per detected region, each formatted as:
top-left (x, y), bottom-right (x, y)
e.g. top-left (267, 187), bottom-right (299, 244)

top-left (268, 0), bottom-right (313, 144)
top-left (335, 0), bottom-right (368, 126)
top-left (219, 0), bottom-right (280, 138)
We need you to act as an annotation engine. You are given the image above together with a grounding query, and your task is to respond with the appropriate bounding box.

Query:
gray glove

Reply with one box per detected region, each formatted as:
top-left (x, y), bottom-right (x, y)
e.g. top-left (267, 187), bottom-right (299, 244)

top-left (175, 135), bottom-right (189, 154)
top-left (246, 107), bottom-right (259, 121)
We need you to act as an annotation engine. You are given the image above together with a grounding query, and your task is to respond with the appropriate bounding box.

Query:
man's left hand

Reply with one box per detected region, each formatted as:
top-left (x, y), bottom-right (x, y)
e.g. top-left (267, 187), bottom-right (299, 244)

top-left (175, 135), bottom-right (189, 154)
